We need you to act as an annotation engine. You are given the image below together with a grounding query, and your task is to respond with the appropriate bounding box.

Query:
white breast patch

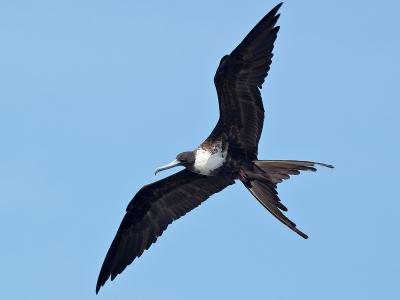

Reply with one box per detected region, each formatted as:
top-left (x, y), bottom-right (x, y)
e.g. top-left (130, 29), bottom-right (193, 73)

top-left (194, 143), bottom-right (227, 175)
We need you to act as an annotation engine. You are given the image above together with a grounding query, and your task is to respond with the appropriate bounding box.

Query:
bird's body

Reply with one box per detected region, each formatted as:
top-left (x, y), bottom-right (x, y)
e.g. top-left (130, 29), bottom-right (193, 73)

top-left (96, 3), bottom-right (333, 294)
top-left (193, 141), bottom-right (228, 175)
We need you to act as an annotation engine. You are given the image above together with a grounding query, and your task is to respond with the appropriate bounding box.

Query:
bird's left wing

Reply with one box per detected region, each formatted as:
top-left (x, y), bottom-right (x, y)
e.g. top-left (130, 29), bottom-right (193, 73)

top-left (96, 169), bottom-right (234, 293)
top-left (210, 3), bottom-right (282, 158)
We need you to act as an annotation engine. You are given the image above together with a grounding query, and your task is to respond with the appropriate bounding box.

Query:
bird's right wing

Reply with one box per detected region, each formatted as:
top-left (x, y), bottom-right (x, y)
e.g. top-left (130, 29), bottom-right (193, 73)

top-left (96, 169), bottom-right (234, 293)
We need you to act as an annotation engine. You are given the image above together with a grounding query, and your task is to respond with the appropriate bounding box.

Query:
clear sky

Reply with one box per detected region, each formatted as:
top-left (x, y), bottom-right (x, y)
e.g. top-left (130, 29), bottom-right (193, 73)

top-left (1, 0), bottom-right (399, 299)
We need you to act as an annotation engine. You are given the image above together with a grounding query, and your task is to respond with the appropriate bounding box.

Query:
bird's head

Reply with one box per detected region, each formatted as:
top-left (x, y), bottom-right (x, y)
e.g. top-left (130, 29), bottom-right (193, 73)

top-left (155, 151), bottom-right (195, 175)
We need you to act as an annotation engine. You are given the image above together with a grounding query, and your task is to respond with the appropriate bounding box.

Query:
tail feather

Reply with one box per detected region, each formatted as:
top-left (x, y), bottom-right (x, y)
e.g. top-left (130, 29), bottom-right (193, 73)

top-left (254, 160), bottom-right (334, 185)
top-left (246, 180), bottom-right (308, 239)
top-left (242, 160), bottom-right (333, 239)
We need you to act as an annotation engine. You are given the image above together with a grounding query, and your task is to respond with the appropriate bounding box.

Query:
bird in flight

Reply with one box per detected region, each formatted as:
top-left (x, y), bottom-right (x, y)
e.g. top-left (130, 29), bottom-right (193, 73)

top-left (96, 2), bottom-right (333, 293)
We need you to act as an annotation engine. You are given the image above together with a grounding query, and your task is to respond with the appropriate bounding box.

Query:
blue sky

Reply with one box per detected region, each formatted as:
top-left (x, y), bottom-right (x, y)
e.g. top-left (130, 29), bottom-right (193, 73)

top-left (1, 0), bottom-right (399, 299)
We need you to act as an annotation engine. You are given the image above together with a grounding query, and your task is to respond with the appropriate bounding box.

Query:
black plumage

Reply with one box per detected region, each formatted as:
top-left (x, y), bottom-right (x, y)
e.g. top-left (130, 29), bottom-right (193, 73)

top-left (96, 3), bottom-right (333, 293)
top-left (96, 170), bottom-right (234, 291)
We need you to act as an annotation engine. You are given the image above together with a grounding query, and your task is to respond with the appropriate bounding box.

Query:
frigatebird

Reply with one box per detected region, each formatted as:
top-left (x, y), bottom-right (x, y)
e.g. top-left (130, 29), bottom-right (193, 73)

top-left (96, 2), bottom-right (333, 293)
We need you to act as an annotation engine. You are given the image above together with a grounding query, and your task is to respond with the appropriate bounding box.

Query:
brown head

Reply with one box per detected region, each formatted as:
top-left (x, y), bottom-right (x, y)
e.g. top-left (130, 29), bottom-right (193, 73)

top-left (155, 151), bottom-right (195, 175)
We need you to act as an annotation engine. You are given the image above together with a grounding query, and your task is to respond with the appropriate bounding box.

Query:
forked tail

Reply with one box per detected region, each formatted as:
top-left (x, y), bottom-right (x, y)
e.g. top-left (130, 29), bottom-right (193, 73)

top-left (241, 160), bottom-right (334, 239)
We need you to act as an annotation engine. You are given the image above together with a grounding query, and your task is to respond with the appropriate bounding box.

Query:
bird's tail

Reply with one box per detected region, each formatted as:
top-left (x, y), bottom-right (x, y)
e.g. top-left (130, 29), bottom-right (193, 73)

top-left (241, 160), bottom-right (333, 239)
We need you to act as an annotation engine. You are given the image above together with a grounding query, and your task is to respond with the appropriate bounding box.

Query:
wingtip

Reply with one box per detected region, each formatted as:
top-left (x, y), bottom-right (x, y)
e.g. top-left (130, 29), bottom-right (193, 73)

top-left (275, 2), bottom-right (284, 11)
top-left (267, 2), bottom-right (283, 19)
top-left (95, 277), bottom-right (101, 294)
top-left (96, 273), bottom-right (108, 294)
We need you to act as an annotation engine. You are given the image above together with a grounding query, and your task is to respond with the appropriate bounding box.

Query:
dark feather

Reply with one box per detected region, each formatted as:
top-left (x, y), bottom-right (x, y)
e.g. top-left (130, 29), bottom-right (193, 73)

top-left (246, 179), bottom-right (308, 239)
top-left (210, 2), bottom-right (283, 159)
top-left (96, 3), bottom-right (334, 293)
top-left (96, 170), bottom-right (234, 293)
top-left (243, 160), bottom-right (334, 239)
top-left (254, 160), bottom-right (334, 185)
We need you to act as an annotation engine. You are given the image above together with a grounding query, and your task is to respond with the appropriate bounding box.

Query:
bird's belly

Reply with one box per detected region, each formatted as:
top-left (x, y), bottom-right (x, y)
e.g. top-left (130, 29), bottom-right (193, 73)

top-left (194, 145), bottom-right (227, 175)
